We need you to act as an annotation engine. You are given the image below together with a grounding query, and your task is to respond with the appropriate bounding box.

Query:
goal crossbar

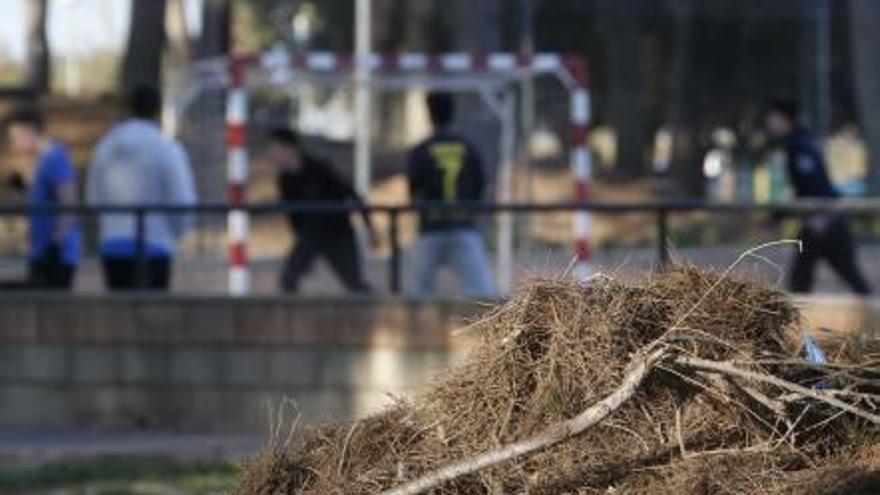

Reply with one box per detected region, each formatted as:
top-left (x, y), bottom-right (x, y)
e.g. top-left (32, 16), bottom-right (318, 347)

top-left (182, 50), bottom-right (593, 295)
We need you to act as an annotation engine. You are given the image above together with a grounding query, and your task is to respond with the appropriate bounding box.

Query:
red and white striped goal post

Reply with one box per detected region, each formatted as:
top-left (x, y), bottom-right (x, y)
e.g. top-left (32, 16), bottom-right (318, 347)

top-left (215, 51), bottom-right (592, 295)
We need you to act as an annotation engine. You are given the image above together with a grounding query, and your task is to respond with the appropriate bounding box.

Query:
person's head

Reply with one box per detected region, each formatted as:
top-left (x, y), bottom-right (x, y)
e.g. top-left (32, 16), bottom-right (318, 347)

top-left (5, 104), bottom-right (46, 154)
top-left (267, 128), bottom-right (302, 170)
top-left (128, 84), bottom-right (161, 120)
top-left (765, 99), bottom-right (799, 139)
top-left (427, 92), bottom-right (455, 129)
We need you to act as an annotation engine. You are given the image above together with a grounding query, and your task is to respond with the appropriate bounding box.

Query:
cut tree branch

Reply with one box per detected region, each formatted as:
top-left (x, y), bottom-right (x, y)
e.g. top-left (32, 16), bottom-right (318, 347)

top-left (674, 356), bottom-right (880, 425)
top-left (380, 348), bottom-right (668, 495)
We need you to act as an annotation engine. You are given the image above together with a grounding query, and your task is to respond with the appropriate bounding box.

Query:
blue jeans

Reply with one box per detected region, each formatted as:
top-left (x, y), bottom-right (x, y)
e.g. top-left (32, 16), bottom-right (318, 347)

top-left (412, 229), bottom-right (494, 297)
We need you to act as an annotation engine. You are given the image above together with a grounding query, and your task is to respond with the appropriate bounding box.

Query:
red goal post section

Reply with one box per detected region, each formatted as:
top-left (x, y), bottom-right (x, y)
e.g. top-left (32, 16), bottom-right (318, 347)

top-left (221, 51), bottom-right (592, 295)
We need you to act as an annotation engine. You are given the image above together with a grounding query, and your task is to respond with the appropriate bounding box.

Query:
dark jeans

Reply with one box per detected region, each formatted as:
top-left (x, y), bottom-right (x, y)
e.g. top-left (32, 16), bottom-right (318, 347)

top-left (28, 245), bottom-right (75, 290)
top-left (102, 257), bottom-right (172, 291)
top-left (0, 245), bottom-right (76, 291)
top-left (790, 215), bottom-right (872, 296)
top-left (282, 233), bottom-right (371, 293)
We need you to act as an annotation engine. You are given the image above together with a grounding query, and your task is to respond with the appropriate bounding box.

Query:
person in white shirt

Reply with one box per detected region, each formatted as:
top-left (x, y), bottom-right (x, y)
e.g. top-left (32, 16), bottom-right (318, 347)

top-left (87, 85), bottom-right (196, 291)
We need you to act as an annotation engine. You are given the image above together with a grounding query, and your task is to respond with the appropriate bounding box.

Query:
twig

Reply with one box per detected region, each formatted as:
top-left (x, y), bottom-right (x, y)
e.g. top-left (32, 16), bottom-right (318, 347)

top-left (684, 443), bottom-right (773, 459)
top-left (380, 348), bottom-right (668, 495)
top-left (675, 407), bottom-right (687, 458)
top-left (739, 358), bottom-right (876, 371)
top-left (668, 240), bottom-right (801, 332)
top-left (733, 381), bottom-right (788, 419)
top-left (674, 356), bottom-right (880, 425)
top-left (779, 389), bottom-right (880, 404)
top-left (602, 421), bottom-right (651, 453)
top-left (338, 421), bottom-right (360, 476)
top-left (774, 404), bottom-right (811, 448)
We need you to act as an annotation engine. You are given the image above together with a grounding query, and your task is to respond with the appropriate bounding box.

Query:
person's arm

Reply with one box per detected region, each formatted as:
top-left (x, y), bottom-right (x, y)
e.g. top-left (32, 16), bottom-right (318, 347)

top-left (5, 171), bottom-right (26, 192)
top-left (164, 142), bottom-right (197, 240)
top-left (324, 165), bottom-right (379, 246)
top-left (53, 182), bottom-right (77, 243)
top-left (407, 146), bottom-right (425, 201)
top-left (50, 153), bottom-right (78, 245)
top-left (469, 144), bottom-right (486, 200)
top-left (86, 138), bottom-right (109, 206)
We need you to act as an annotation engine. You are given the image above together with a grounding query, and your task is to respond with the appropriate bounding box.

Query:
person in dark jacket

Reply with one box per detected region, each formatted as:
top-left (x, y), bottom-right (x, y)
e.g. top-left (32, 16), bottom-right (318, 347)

top-left (268, 129), bottom-right (378, 293)
top-left (765, 100), bottom-right (871, 295)
top-left (407, 92), bottom-right (494, 297)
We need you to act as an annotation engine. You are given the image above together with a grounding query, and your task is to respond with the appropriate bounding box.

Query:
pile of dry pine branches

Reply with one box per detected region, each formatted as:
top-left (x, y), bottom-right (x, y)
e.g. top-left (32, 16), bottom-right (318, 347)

top-left (236, 265), bottom-right (880, 495)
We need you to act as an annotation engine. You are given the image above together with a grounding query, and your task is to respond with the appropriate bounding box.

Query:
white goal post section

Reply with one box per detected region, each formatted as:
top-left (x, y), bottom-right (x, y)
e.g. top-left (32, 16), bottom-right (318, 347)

top-left (189, 50), bottom-right (592, 295)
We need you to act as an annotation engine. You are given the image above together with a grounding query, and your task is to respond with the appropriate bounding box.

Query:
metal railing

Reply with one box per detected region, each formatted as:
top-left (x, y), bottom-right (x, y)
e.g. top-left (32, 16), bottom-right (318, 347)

top-left (4, 198), bottom-right (880, 293)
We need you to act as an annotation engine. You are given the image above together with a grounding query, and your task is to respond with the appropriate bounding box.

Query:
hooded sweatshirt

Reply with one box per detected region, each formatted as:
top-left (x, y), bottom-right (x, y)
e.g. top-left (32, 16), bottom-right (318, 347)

top-left (87, 119), bottom-right (197, 257)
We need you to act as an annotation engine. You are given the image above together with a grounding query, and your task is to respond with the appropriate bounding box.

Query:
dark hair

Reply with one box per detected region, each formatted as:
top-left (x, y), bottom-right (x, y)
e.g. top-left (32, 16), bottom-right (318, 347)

top-left (128, 85), bottom-right (161, 119)
top-left (767, 99), bottom-right (800, 123)
top-left (268, 128), bottom-right (301, 149)
top-left (427, 92), bottom-right (455, 128)
top-left (5, 104), bottom-right (45, 131)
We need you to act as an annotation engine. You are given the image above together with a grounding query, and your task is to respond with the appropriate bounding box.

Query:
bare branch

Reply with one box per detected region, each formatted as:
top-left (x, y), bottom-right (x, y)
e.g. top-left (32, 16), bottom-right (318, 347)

top-left (380, 348), bottom-right (668, 495)
top-left (674, 356), bottom-right (880, 425)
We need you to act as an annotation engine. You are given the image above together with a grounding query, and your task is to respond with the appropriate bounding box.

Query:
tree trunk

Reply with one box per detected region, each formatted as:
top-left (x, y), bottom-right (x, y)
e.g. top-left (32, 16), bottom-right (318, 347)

top-left (185, 0), bottom-right (231, 204)
top-left (120, 0), bottom-right (167, 93)
top-left (198, 0), bottom-right (231, 58)
top-left (453, 0), bottom-right (504, 184)
top-left (166, 0), bottom-right (192, 64)
top-left (849, 0), bottom-right (880, 193)
top-left (600, 1), bottom-right (653, 178)
top-left (403, 0), bottom-right (433, 51)
top-left (26, 0), bottom-right (49, 94)
top-left (664, 0), bottom-right (702, 196)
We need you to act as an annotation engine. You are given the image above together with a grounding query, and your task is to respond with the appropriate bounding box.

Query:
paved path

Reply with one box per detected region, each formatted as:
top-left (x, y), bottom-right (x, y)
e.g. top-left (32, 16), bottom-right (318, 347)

top-left (0, 429), bottom-right (262, 468)
top-left (0, 243), bottom-right (877, 296)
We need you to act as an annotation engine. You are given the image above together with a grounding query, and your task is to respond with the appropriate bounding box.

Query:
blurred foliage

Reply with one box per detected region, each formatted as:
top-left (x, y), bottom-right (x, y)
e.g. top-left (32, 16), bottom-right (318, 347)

top-left (234, 0), bottom-right (354, 52)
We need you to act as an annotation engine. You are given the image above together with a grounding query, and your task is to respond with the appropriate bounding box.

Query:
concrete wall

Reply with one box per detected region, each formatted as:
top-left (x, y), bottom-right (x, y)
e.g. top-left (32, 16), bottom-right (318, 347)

top-left (0, 293), bottom-right (876, 433)
top-left (0, 295), bottom-right (479, 432)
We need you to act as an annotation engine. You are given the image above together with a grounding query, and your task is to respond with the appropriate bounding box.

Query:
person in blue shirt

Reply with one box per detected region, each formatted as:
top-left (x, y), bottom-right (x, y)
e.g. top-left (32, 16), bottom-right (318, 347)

top-left (5, 106), bottom-right (81, 289)
top-left (765, 100), bottom-right (871, 295)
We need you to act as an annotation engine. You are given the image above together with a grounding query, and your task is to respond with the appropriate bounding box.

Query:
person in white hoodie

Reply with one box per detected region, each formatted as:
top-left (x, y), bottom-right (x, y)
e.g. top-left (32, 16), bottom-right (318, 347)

top-left (87, 85), bottom-right (196, 291)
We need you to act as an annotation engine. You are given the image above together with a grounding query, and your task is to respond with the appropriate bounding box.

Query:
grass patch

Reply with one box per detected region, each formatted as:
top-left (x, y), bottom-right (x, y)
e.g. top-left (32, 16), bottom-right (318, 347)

top-left (0, 456), bottom-right (237, 494)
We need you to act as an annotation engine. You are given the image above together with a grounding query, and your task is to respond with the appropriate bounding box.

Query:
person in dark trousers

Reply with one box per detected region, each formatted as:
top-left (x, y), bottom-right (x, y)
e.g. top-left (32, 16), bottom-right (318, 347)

top-left (765, 100), bottom-right (871, 295)
top-left (87, 85), bottom-right (196, 291)
top-left (3, 105), bottom-right (81, 290)
top-left (268, 129), bottom-right (378, 293)
top-left (407, 92), bottom-right (494, 297)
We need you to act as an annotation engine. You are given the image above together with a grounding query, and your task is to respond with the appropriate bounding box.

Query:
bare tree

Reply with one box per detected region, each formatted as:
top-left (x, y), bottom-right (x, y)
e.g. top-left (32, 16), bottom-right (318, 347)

top-left (166, 0), bottom-right (192, 65)
top-left (403, 0), bottom-right (433, 51)
top-left (120, 0), bottom-right (168, 93)
top-left (198, 0), bottom-right (231, 58)
top-left (26, 0), bottom-right (49, 94)
top-left (599, 0), bottom-right (654, 178)
top-left (452, 0), bottom-right (504, 182)
top-left (187, 0), bottom-right (231, 204)
top-left (849, 0), bottom-right (880, 192)
top-left (664, 0), bottom-right (702, 195)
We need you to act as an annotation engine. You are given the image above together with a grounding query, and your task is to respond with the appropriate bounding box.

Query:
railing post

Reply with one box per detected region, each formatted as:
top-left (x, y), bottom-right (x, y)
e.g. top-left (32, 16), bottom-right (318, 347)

top-left (135, 207), bottom-right (147, 289)
top-left (389, 208), bottom-right (401, 295)
top-left (657, 208), bottom-right (669, 268)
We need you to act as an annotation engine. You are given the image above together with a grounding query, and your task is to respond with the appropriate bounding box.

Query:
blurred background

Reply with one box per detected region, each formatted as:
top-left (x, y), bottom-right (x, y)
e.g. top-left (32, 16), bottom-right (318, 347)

top-left (0, 0), bottom-right (878, 294)
top-left (0, 1), bottom-right (879, 493)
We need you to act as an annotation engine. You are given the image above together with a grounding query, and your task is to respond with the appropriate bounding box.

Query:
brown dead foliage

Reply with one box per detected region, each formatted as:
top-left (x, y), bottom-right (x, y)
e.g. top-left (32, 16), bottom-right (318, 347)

top-left (235, 265), bottom-right (879, 494)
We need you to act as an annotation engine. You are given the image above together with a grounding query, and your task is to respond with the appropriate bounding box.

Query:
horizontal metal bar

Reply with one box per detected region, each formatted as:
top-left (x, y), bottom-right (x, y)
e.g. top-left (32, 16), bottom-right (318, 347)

top-left (6, 199), bottom-right (880, 217)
